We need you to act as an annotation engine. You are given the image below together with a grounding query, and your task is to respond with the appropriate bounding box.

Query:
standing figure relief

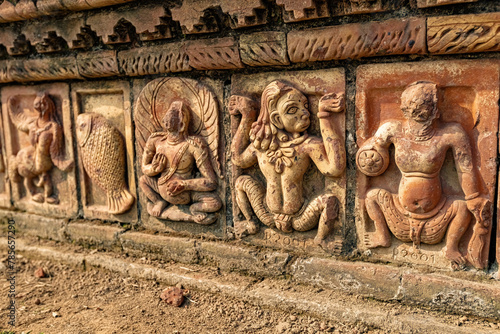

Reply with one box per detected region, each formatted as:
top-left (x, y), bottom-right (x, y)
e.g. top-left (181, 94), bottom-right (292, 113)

top-left (230, 80), bottom-right (346, 246)
top-left (357, 81), bottom-right (491, 269)
top-left (8, 92), bottom-right (72, 204)
top-left (136, 78), bottom-right (222, 225)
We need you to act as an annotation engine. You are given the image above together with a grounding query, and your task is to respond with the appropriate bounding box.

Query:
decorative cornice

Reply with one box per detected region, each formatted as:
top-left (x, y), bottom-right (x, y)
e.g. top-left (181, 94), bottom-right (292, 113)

top-left (0, 0), bottom-right (137, 24)
top-left (239, 31), bottom-right (289, 67)
top-left (186, 37), bottom-right (244, 70)
top-left (428, 13), bottom-right (500, 54)
top-left (0, 13), bottom-right (498, 84)
top-left (9, 56), bottom-right (81, 82)
top-left (118, 43), bottom-right (191, 76)
top-left (77, 50), bottom-right (120, 78)
top-left (287, 18), bottom-right (426, 63)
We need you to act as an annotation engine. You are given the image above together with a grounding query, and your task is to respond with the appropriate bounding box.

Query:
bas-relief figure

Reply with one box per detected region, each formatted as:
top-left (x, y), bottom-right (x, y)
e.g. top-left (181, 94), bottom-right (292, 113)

top-left (8, 92), bottom-right (72, 204)
top-left (136, 78), bottom-right (222, 225)
top-left (357, 81), bottom-right (491, 269)
top-left (76, 112), bottom-right (135, 215)
top-left (230, 80), bottom-right (346, 246)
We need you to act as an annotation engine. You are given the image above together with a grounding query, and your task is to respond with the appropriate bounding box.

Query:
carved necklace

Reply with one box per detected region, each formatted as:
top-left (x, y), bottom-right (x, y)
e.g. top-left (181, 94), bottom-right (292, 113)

top-left (405, 123), bottom-right (435, 142)
top-left (267, 134), bottom-right (308, 174)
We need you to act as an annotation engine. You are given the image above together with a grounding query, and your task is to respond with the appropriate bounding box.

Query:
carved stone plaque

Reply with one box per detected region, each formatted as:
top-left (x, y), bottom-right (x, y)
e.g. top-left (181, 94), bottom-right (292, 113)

top-left (133, 78), bottom-right (226, 237)
top-left (1, 83), bottom-right (77, 217)
top-left (72, 81), bottom-right (137, 222)
top-left (230, 69), bottom-right (346, 255)
top-left (355, 60), bottom-right (499, 270)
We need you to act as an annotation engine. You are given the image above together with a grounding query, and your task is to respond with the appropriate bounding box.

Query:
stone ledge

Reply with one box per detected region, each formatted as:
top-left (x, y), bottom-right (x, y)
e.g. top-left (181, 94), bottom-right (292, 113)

top-left (6, 214), bottom-right (500, 321)
top-left (197, 241), bottom-right (291, 277)
top-left (2, 237), bottom-right (496, 333)
top-left (119, 232), bottom-right (198, 264)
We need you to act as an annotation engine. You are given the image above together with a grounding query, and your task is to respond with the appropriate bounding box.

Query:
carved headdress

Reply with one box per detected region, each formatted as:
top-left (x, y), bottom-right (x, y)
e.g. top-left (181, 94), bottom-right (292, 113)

top-left (135, 77), bottom-right (222, 178)
top-left (250, 80), bottom-right (303, 151)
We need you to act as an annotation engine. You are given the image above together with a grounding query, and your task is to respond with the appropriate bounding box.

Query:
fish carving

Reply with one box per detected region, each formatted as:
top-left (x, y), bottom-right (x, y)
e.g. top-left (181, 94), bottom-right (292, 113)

top-left (76, 112), bottom-right (135, 214)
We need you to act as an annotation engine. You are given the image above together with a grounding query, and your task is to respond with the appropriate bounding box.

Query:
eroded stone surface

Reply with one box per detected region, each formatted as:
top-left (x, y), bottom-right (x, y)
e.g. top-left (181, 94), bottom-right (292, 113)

top-left (276, 0), bottom-right (329, 22)
top-left (76, 51), bottom-right (120, 78)
top-left (2, 84), bottom-right (78, 218)
top-left (9, 57), bottom-right (81, 82)
top-left (0, 0), bottom-right (135, 23)
top-left (428, 13), bottom-right (500, 55)
top-left (134, 78), bottom-right (225, 236)
top-left (186, 37), bottom-right (244, 70)
top-left (230, 69), bottom-right (346, 255)
top-left (0, 61), bottom-right (11, 84)
top-left (118, 43), bottom-right (191, 77)
top-left (87, 4), bottom-right (167, 45)
top-left (342, 0), bottom-right (385, 14)
top-left (23, 15), bottom-right (84, 54)
top-left (288, 18), bottom-right (425, 63)
top-left (355, 60), bottom-right (499, 270)
top-left (72, 81), bottom-right (137, 222)
top-left (417, 0), bottom-right (477, 8)
top-left (239, 31), bottom-right (289, 67)
top-left (171, 0), bottom-right (267, 33)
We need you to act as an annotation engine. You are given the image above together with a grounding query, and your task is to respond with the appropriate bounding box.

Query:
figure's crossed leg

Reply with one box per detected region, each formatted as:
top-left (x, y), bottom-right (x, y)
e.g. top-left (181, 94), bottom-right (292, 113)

top-left (190, 192), bottom-right (222, 225)
top-left (235, 174), bottom-right (340, 245)
top-left (234, 175), bottom-right (273, 236)
top-left (292, 193), bottom-right (339, 247)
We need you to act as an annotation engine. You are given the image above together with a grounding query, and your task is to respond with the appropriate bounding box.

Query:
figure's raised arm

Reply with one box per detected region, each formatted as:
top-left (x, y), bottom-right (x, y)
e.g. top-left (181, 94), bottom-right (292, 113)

top-left (229, 95), bottom-right (258, 169)
top-left (308, 92), bottom-right (346, 177)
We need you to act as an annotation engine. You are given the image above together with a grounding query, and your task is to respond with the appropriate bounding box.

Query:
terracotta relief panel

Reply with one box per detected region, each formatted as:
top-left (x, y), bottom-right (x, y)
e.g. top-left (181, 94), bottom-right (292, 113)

top-left (2, 84), bottom-right (77, 218)
top-left (355, 61), bottom-right (499, 270)
top-left (72, 81), bottom-right (137, 222)
top-left (230, 69), bottom-right (346, 255)
top-left (133, 78), bottom-right (226, 237)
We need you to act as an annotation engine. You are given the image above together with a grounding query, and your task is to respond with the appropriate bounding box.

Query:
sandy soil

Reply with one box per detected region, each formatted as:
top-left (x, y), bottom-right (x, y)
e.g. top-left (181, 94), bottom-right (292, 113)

top-left (0, 254), bottom-right (386, 333)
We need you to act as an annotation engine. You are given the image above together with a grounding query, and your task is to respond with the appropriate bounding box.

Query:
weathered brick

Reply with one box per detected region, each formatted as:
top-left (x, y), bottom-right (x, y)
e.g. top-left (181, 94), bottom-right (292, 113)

top-left (198, 241), bottom-right (291, 276)
top-left (9, 57), bottom-right (81, 82)
top-left (288, 18), bottom-right (426, 63)
top-left (66, 222), bottom-right (124, 249)
top-left (417, 0), bottom-right (477, 8)
top-left (186, 37), bottom-right (244, 70)
top-left (120, 232), bottom-right (198, 264)
top-left (276, 0), bottom-right (329, 22)
top-left (239, 31), bottom-right (289, 67)
top-left (290, 257), bottom-right (401, 299)
top-left (428, 13), bottom-right (500, 54)
top-left (12, 212), bottom-right (67, 242)
top-left (118, 43), bottom-right (191, 76)
top-left (401, 272), bottom-right (500, 319)
top-left (77, 50), bottom-right (120, 78)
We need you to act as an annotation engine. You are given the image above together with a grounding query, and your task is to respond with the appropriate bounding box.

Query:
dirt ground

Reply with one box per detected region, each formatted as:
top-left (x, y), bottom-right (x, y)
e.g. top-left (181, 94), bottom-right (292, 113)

top-left (0, 257), bottom-right (383, 334)
top-left (0, 239), bottom-right (499, 334)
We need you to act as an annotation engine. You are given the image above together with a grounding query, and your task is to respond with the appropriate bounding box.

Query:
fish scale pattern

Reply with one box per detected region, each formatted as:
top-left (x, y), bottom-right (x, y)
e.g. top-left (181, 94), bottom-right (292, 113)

top-left (81, 117), bottom-right (126, 197)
